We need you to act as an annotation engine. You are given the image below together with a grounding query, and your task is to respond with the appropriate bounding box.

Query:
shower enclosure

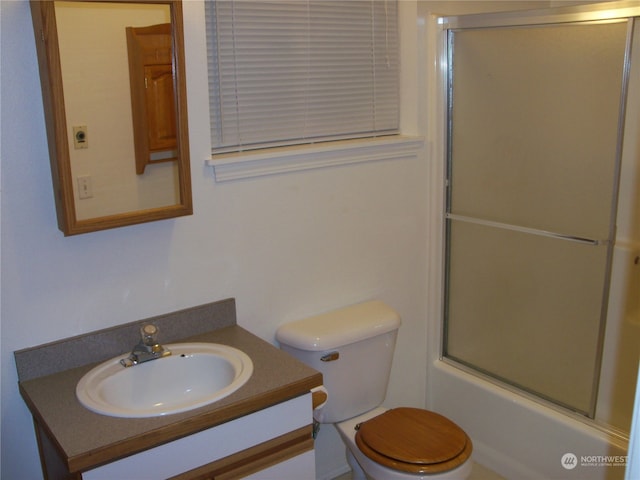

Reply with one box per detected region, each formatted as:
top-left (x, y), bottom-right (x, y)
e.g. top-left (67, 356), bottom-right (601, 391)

top-left (442, 1), bottom-right (640, 437)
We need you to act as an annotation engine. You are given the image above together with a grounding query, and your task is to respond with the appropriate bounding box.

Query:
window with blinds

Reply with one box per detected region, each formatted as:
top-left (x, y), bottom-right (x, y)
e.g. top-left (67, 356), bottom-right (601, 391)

top-left (205, 0), bottom-right (399, 154)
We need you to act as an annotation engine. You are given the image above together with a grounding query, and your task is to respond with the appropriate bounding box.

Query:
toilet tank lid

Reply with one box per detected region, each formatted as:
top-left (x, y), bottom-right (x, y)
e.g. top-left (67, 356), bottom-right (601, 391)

top-left (276, 300), bottom-right (401, 351)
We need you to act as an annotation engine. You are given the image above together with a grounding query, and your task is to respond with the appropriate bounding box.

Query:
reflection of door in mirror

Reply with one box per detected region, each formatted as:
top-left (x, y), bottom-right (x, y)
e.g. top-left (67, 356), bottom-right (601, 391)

top-left (55, 2), bottom-right (179, 221)
top-left (126, 23), bottom-right (178, 175)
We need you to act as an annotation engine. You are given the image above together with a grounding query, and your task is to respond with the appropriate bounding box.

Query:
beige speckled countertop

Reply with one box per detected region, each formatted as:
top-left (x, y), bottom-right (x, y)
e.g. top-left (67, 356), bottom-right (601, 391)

top-left (17, 307), bottom-right (322, 474)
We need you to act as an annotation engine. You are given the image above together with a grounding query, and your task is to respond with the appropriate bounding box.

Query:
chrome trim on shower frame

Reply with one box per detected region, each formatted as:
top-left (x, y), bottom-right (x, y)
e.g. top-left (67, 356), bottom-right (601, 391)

top-left (445, 214), bottom-right (608, 247)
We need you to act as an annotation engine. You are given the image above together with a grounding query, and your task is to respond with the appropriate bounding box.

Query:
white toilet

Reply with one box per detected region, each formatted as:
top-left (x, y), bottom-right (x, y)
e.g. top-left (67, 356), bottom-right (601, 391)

top-left (276, 300), bottom-right (473, 480)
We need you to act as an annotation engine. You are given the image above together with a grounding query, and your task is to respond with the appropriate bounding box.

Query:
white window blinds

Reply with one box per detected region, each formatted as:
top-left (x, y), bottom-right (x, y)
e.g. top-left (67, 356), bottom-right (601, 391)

top-left (205, 0), bottom-right (399, 154)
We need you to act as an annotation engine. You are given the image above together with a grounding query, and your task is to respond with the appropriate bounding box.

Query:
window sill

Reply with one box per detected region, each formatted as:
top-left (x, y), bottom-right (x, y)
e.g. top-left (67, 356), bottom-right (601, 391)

top-left (206, 136), bottom-right (425, 182)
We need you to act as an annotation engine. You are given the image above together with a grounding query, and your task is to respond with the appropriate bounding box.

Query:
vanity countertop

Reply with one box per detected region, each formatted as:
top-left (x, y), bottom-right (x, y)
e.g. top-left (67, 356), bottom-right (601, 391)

top-left (18, 324), bottom-right (322, 474)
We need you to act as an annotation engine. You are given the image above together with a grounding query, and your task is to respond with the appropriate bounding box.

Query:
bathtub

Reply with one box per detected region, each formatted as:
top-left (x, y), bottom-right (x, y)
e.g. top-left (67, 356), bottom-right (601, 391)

top-left (430, 360), bottom-right (629, 480)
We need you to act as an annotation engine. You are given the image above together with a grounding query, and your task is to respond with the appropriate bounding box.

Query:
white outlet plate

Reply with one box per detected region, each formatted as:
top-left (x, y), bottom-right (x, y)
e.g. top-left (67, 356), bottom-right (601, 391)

top-left (77, 175), bottom-right (92, 199)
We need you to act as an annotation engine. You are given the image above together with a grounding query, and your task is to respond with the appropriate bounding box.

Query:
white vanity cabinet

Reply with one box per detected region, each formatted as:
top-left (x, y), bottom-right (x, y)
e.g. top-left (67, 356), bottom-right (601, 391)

top-left (82, 394), bottom-right (314, 480)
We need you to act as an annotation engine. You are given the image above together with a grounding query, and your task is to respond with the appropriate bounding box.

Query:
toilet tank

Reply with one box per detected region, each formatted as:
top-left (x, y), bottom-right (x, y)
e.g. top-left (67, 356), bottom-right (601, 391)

top-left (276, 300), bottom-right (401, 423)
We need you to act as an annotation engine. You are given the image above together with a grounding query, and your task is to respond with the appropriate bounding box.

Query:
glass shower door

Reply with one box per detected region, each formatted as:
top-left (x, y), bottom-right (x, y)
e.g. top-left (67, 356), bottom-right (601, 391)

top-left (443, 20), bottom-right (630, 416)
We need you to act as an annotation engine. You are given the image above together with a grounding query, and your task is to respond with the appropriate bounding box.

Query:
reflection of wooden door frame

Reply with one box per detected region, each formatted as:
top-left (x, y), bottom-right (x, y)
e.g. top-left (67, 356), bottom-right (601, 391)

top-left (126, 23), bottom-right (177, 175)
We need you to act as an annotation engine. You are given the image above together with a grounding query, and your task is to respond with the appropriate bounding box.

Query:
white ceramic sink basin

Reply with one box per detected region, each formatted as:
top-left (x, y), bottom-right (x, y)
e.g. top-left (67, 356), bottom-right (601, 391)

top-left (76, 343), bottom-right (253, 418)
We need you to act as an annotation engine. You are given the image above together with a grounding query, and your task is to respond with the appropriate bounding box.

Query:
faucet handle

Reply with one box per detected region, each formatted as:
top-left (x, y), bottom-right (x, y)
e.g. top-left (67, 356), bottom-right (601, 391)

top-left (140, 324), bottom-right (159, 346)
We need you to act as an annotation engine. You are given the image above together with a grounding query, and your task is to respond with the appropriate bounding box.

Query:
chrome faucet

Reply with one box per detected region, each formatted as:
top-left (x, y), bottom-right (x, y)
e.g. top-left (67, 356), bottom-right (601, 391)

top-left (120, 324), bottom-right (171, 367)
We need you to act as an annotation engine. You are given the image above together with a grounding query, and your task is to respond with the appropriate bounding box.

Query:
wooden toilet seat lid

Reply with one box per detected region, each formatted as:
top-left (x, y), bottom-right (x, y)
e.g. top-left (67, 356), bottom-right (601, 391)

top-left (355, 407), bottom-right (472, 474)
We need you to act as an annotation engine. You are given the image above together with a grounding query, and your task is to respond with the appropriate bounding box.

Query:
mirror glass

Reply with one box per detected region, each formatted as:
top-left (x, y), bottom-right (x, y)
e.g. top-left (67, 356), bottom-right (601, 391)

top-left (31, 0), bottom-right (192, 235)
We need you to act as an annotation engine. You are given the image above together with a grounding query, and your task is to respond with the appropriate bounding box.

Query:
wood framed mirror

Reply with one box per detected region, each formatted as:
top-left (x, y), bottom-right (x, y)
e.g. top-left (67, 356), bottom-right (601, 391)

top-left (30, 0), bottom-right (192, 236)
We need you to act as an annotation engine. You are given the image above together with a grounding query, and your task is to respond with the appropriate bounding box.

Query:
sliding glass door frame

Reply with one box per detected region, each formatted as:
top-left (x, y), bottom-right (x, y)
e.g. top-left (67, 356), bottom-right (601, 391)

top-left (440, 2), bottom-right (639, 418)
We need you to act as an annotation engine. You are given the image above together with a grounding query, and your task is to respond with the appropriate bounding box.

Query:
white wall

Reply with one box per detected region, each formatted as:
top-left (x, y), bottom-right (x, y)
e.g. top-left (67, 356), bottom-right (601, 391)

top-left (626, 366), bottom-right (640, 480)
top-left (0, 1), bottom-right (426, 479)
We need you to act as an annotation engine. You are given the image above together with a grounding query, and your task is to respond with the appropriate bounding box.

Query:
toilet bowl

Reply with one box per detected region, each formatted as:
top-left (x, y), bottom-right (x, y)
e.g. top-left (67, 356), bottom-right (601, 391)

top-left (336, 407), bottom-right (473, 480)
top-left (276, 300), bottom-right (473, 480)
